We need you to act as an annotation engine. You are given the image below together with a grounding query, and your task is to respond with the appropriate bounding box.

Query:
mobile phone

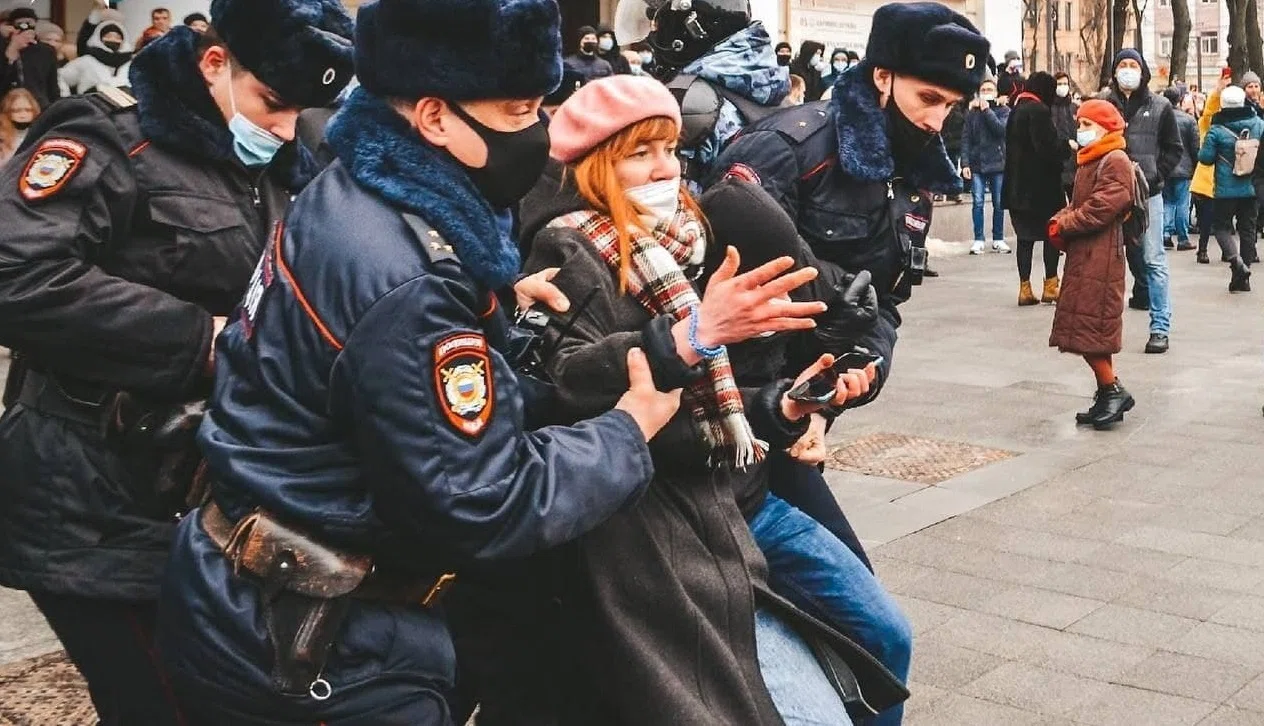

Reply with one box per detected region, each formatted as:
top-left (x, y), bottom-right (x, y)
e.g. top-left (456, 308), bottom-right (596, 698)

top-left (786, 352), bottom-right (884, 404)
top-left (1222, 67), bottom-right (1234, 80)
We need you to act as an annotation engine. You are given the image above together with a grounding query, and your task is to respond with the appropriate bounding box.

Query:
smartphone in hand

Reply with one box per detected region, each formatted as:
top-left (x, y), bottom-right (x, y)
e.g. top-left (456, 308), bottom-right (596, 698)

top-left (786, 351), bottom-right (884, 404)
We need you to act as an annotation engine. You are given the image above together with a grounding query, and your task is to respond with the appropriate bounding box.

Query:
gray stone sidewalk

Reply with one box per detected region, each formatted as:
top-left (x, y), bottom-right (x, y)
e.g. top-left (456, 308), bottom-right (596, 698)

top-left (829, 227), bottom-right (1264, 726)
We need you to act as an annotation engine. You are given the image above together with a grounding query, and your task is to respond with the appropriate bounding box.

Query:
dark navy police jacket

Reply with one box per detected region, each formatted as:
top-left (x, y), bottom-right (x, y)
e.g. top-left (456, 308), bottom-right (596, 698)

top-left (158, 89), bottom-right (654, 722)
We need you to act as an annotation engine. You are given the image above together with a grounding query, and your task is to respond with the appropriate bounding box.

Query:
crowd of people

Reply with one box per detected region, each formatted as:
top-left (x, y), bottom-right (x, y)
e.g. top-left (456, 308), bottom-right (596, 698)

top-left (0, 0), bottom-right (1176, 724)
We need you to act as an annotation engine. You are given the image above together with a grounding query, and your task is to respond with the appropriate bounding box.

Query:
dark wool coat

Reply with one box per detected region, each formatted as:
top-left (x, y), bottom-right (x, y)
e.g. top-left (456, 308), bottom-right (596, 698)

top-left (1049, 149), bottom-right (1132, 355)
top-left (1003, 96), bottom-right (1067, 222)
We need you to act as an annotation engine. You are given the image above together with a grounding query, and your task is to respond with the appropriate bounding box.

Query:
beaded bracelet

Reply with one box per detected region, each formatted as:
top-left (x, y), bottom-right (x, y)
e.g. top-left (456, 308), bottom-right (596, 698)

top-left (688, 307), bottom-right (726, 360)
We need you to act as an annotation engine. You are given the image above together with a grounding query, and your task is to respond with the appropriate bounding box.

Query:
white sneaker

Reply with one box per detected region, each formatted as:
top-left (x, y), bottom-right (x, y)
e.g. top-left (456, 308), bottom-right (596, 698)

top-left (970, 241), bottom-right (985, 255)
top-left (993, 240), bottom-right (1012, 254)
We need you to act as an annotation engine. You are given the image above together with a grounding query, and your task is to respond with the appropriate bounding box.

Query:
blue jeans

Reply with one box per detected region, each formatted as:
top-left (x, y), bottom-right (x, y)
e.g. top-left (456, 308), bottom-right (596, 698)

top-left (1128, 193), bottom-right (1173, 334)
top-left (751, 494), bottom-right (912, 726)
top-left (971, 172), bottom-right (1005, 242)
top-left (755, 608), bottom-right (854, 726)
top-left (1163, 178), bottom-right (1191, 243)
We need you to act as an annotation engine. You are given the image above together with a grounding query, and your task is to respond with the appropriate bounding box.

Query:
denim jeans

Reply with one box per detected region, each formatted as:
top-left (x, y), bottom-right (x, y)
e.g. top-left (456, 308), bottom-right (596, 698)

top-left (751, 494), bottom-right (912, 726)
top-left (971, 172), bottom-right (1005, 242)
top-left (1162, 178), bottom-right (1191, 243)
top-left (755, 608), bottom-right (854, 726)
top-left (1127, 193), bottom-right (1173, 334)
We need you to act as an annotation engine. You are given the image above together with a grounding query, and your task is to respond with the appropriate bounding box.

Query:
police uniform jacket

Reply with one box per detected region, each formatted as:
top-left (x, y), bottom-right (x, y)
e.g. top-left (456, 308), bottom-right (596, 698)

top-left (157, 88), bottom-right (655, 722)
top-left (705, 68), bottom-right (958, 405)
top-left (0, 31), bottom-right (295, 600)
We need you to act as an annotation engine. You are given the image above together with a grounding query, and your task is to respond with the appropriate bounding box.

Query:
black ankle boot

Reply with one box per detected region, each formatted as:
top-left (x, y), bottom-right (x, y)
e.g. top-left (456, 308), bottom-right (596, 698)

top-left (1076, 389), bottom-right (1105, 425)
top-left (1230, 258), bottom-right (1252, 292)
top-left (1197, 250), bottom-right (1210, 264)
top-left (1090, 381), bottom-right (1135, 430)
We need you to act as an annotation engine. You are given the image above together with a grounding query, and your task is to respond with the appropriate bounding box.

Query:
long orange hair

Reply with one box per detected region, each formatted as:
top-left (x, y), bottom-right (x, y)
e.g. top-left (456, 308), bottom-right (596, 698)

top-left (0, 89), bottom-right (39, 159)
top-left (569, 116), bottom-right (708, 292)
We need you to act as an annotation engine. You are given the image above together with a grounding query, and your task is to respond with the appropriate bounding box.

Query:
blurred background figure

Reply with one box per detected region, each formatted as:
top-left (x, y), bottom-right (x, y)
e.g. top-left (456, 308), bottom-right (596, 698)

top-left (1162, 86), bottom-right (1199, 253)
top-left (59, 19), bottom-right (131, 96)
top-left (595, 24), bottom-right (630, 74)
top-left (785, 73), bottom-right (804, 105)
top-left (564, 25), bottom-right (614, 82)
top-left (774, 41), bottom-right (792, 66)
top-left (183, 13), bottom-right (210, 33)
top-left (789, 40), bottom-right (827, 102)
top-left (1, 8), bottom-right (59, 110)
top-left (0, 87), bottom-right (39, 164)
top-left (962, 77), bottom-right (1011, 254)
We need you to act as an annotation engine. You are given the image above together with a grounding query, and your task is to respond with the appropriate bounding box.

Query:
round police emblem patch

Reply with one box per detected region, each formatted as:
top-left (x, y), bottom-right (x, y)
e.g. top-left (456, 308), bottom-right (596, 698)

top-left (19, 139), bottom-right (87, 202)
top-left (433, 333), bottom-right (494, 439)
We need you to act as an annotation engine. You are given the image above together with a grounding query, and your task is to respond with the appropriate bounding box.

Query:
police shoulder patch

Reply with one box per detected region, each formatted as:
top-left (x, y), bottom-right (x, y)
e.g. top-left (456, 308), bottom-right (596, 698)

top-left (433, 332), bottom-right (494, 439)
top-left (20, 138), bottom-right (87, 202)
top-left (723, 163), bottom-right (761, 185)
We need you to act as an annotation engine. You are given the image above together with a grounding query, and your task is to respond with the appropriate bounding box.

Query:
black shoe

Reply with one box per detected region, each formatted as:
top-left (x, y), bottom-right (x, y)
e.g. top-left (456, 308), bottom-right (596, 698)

top-left (1145, 334), bottom-right (1169, 354)
top-left (1164, 238), bottom-right (1176, 250)
top-left (1076, 389), bottom-right (1106, 425)
top-left (1197, 251), bottom-right (1211, 264)
top-left (923, 266), bottom-right (940, 278)
top-left (1230, 258), bottom-right (1252, 292)
top-left (1177, 242), bottom-right (1196, 251)
top-left (1223, 254), bottom-right (1233, 263)
top-left (1128, 296), bottom-right (1150, 311)
top-left (1090, 382), bottom-right (1135, 430)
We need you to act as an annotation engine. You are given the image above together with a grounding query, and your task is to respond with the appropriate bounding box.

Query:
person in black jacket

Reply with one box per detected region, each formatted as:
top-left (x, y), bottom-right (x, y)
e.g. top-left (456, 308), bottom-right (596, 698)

top-left (790, 40), bottom-right (828, 102)
top-left (962, 77), bottom-right (1011, 253)
top-left (0, 1), bottom-right (354, 723)
top-left (941, 99), bottom-right (967, 201)
top-left (1052, 71), bottom-right (1079, 198)
top-left (595, 24), bottom-right (631, 74)
top-left (1, 8), bottom-right (59, 110)
top-left (1003, 71), bottom-right (1067, 305)
top-left (1163, 86), bottom-right (1199, 252)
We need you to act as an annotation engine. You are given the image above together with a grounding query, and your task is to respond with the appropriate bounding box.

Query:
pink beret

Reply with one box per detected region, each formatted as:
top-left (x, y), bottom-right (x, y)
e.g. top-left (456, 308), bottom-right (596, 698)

top-left (549, 75), bottom-right (683, 163)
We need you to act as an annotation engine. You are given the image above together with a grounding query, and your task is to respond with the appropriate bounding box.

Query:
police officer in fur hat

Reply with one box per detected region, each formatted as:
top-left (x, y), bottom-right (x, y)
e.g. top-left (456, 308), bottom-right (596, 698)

top-left (0, 1), bottom-right (353, 723)
top-left (708, 1), bottom-right (991, 409)
top-left (155, 0), bottom-right (682, 721)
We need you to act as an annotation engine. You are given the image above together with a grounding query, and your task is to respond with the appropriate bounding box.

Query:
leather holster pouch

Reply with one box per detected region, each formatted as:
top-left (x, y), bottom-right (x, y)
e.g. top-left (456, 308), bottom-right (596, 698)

top-left (204, 505), bottom-right (372, 695)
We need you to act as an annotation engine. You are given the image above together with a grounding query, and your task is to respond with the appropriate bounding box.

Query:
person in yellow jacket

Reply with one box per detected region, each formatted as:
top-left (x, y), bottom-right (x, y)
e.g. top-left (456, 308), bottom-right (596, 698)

top-left (1192, 76), bottom-right (1226, 264)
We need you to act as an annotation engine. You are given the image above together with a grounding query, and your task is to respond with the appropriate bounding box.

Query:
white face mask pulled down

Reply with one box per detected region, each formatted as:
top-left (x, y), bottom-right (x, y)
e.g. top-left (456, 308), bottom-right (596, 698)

top-left (626, 177), bottom-right (705, 264)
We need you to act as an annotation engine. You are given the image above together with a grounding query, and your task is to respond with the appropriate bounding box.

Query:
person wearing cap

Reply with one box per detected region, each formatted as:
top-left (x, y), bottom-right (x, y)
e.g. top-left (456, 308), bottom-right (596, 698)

top-left (0, 0), bottom-right (354, 723)
top-left (775, 41), bottom-right (793, 66)
top-left (1103, 48), bottom-right (1180, 353)
top-left (184, 13), bottom-right (211, 33)
top-left (1, 7), bottom-right (59, 109)
top-left (997, 49), bottom-right (1025, 105)
top-left (1242, 71), bottom-right (1262, 116)
top-left (154, 0), bottom-right (691, 722)
top-left (595, 24), bottom-right (632, 75)
top-left (563, 25), bottom-right (614, 83)
top-left (1198, 84), bottom-right (1263, 292)
top-left (1047, 99), bottom-right (1136, 430)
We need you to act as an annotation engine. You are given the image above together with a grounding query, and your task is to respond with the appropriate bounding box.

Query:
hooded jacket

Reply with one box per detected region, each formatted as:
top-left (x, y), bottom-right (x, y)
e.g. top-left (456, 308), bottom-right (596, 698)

top-left (595, 25), bottom-right (631, 75)
top-left (1105, 55), bottom-right (1183, 193)
top-left (789, 40), bottom-right (827, 102)
top-left (59, 20), bottom-right (133, 96)
top-left (1199, 105), bottom-right (1264, 198)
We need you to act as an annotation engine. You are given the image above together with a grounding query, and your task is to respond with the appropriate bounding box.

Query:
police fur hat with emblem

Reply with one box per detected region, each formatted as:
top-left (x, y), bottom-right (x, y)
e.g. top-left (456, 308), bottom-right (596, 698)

top-left (863, 1), bottom-right (992, 96)
top-left (209, 0), bottom-right (354, 108)
top-left (355, 0), bottom-right (564, 102)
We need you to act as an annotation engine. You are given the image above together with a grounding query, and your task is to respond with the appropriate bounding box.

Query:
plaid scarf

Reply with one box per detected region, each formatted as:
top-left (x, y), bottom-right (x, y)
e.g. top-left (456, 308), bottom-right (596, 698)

top-left (549, 201), bottom-right (766, 468)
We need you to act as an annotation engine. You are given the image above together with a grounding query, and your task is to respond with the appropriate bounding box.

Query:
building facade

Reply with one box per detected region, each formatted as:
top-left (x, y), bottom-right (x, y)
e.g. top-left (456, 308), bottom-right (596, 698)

top-left (1153, 0), bottom-right (1230, 92)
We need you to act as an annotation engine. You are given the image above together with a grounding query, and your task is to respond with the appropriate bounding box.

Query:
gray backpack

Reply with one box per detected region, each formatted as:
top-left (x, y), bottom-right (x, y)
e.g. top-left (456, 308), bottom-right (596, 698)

top-left (1233, 128), bottom-right (1260, 177)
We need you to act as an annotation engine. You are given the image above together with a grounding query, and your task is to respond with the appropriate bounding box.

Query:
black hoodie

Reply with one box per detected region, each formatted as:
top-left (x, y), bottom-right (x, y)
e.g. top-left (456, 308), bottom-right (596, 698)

top-left (789, 40), bottom-right (827, 102)
top-left (596, 24), bottom-right (631, 75)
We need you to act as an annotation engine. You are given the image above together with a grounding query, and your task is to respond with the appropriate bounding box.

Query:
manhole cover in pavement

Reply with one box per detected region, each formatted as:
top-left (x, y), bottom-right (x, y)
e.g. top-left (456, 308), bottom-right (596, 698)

top-left (0, 651), bottom-right (94, 726)
top-left (826, 433), bottom-right (1018, 485)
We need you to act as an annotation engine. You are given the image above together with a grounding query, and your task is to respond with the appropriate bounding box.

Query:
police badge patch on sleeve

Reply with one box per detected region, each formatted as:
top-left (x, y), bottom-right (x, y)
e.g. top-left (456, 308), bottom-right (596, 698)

top-left (19, 139), bottom-right (87, 202)
top-left (433, 332), bottom-right (494, 439)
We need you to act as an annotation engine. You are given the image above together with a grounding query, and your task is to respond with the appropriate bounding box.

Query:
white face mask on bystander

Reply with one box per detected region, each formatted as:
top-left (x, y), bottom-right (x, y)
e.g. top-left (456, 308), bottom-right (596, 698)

top-left (627, 178), bottom-right (682, 221)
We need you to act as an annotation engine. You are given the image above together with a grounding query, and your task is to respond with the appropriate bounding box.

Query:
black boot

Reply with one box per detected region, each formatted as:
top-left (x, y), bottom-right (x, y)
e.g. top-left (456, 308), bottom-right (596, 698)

top-left (1230, 257), bottom-right (1252, 292)
top-left (1076, 389), bottom-right (1105, 425)
top-left (1197, 250), bottom-right (1210, 264)
top-left (1145, 333), bottom-right (1169, 354)
top-left (1090, 381), bottom-right (1135, 430)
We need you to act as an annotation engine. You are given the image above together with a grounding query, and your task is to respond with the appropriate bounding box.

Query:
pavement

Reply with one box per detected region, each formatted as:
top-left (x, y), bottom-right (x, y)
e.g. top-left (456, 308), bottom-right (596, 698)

top-left (3, 201), bottom-right (1264, 725)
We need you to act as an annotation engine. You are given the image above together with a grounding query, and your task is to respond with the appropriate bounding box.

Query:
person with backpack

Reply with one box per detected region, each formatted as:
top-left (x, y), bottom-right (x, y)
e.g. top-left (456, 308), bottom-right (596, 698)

top-left (1198, 84), bottom-right (1261, 292)
top-left (1047, 100), bottom-right (1136, 430)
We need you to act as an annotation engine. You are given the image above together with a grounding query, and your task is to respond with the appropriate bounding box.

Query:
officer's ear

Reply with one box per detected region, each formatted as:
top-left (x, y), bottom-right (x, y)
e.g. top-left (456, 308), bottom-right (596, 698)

top-left (198, 45), bottom-right (231, 87)
top-left (873, 67), bottom-right (893, 107)
top-left (410, 97), bottom-right (457, 149)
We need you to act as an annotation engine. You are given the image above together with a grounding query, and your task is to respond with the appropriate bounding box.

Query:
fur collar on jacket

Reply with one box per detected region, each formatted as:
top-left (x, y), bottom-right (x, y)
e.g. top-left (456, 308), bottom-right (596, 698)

top-left (829, 63), bottom-right (962, 193)
top-left (326, 88), bottom-right (520, 289)
top-left (129, 27), bottom-right (234, 163)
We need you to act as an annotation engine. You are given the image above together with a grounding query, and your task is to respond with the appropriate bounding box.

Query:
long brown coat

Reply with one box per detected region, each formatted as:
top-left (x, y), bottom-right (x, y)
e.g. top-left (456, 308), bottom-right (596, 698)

top-left (1049, 148), bottom-right (1132, 355)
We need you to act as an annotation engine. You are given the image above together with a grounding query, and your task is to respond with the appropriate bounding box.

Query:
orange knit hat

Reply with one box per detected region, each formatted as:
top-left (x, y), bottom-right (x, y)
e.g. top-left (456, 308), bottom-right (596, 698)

top-left (1076, 99), bottom-right (1126, 132)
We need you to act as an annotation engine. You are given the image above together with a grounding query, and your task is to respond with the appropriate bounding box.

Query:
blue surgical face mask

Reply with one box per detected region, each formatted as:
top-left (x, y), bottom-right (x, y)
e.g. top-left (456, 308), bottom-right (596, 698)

top-left (1076, 128), bottom-right (1099, 148)
top-left (1116, 67), bottom-right (1142, 91)
top-left (227, 62), bottom-right (286, 167)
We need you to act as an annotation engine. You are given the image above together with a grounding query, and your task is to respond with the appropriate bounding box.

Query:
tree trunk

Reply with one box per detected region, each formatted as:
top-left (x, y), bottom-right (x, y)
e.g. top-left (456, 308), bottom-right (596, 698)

top-left (1248, 0), bottom-right (1264, 73)
top-left (1170, 0), bottom-right (1191, 84)
top-left (1228, 0), bottom-right (1250, 80)
top-left (1080, 0), bottom-right (1108, 92)
top-left (1131, 0), bottom-right (1145, 54)
top-left (1099, 0), bottom-right (1131, 88)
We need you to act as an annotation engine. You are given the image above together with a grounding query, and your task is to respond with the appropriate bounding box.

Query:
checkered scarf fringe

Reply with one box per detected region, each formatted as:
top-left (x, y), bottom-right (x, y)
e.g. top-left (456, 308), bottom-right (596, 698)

top-left (549, 203), bottom-right (766, 468)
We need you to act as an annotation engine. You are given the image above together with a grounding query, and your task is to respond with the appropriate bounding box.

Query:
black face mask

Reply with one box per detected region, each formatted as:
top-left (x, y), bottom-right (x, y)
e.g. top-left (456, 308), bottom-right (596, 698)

top-left (12, 120), bottom-right (32, 130)
top-left (448, 102), bottom-right (551, 209)
top-left (885, 79), bottom-right (937, 167)
top-left (581, 41), bottom-right (597, 55)
top-left (777, 54), bottom-right (791, 67)
top-left (103, 40), bottom-right (123, 52)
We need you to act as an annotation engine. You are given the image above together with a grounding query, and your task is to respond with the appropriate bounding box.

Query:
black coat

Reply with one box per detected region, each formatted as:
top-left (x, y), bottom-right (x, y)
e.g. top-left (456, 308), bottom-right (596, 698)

top-left (1003, 96), bottom-right (1067, 221)
top-left (1050, 95), bottom-right (1079, 188)
top-left (0, 39), bottom-right (60, 110)
top-left (0, 45), bottom-right (295, 599)
top-left (789, 40), bottom-right (827, 103)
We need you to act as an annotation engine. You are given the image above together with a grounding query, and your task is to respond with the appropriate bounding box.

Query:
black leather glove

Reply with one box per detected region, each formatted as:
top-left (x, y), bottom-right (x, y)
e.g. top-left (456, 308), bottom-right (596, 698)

top-left (815, 270), bottom-right (880, 351)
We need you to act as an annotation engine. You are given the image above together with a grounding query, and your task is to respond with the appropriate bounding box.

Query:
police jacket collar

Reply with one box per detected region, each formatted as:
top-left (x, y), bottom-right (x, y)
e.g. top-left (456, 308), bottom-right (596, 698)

top-left (128, 27), bottom-right (235, 164)
top-left (828, 64), bottom-right (962, 194)
top-left (325, 87), bottom-right (520, 289)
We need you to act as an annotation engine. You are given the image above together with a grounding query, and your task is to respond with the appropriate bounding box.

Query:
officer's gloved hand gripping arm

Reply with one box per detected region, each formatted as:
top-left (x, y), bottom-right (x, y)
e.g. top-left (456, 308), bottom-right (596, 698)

top-left (0, 104), bottom-right (212, 398)
top-left (331, 273), bottom-right (677, 561)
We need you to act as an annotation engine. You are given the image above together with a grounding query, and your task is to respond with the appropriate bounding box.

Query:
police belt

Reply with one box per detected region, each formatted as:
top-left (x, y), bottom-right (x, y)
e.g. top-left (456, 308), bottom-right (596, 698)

top-left (200, 500), bottom-right (456, 609)
top-left (16, 370), bottom-right (113, 428)
top-left (201, 500), bottom-right (456, 697)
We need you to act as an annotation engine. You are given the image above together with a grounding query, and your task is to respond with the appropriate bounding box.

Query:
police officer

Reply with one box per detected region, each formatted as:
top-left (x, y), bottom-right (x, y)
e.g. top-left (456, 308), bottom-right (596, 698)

top-left (707, 1), bottom-right (991, 403)
top-left (0, 1), bottom-right (354, 723)
top-left (155, 0), bottom-right (682, 722)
